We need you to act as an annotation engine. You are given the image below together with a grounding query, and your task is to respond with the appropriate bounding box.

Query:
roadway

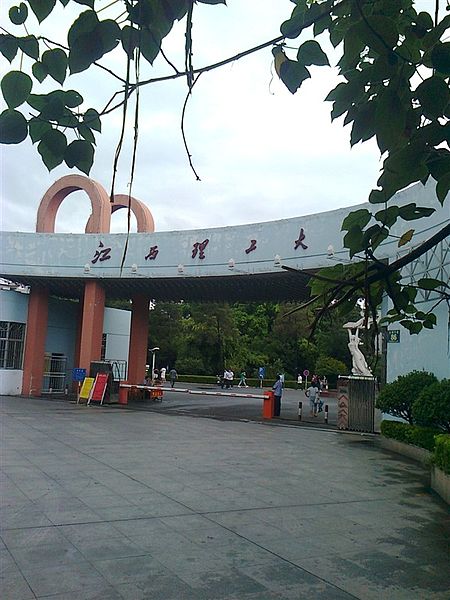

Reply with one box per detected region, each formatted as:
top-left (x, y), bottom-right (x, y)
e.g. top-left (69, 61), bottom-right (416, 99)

top-left (123, 384), bottom-right (338, 428)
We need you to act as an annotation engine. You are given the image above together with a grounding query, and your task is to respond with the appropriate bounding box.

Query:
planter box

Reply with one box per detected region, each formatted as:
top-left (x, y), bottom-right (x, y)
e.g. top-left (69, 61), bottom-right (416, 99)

top-left (431, 466), bottom-right (450, 505)
top-left (379, 436), bottom-right (450, 506)
top-left (379, 436), bottom-right (432, 466)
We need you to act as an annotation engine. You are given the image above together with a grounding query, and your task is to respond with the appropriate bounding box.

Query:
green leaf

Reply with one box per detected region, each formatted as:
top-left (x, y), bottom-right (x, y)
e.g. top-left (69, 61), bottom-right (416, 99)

top-left (68, 10), bottom-right (98, 47)
top-left (83, 108), bottom-right (101, 132)
top-left (297, 40), bottom-right (329, 67)
top-left (398, 203), bottom-right (435, 221)
top-left (139, 28), bottom-right (161, 64)
top-left (0, 109), bottom-right (28, 144)
top-left (400, 320), bottom-right (423, 335)
top-left (436, 173), bottom-right (450, 205)
top-left (9, 3), bottom-right (28, 25)
top-left (279, 59), bottom-right (310, 94)
top-left (28, 0), bottom-right (56, 23)
top-left (374, 206), bottom-right (399, 227)
top-left (64, 90), bottom-right (83, 108)
top-left (68, 13), bottom-right (120, 74)
top-left (32, 61), bottom-right (48, 83)
top-left (0, 35), bottom-right (19, 62)
top-left (341, 209), bottom-right (371, 232)
top-left (363, 15), bottom-right (399, 54)
top-left (28, 117), bottom-right (51, 143)
top-left (415, 76), bottom-right (450, 120)
top-left (64, 139), bottom-right (94, 174)
top-left (77, 123), bottom-right (95, 144)
top-left (121, 25), bottom-right (139, 59)
top-left (375, 88), bottom-right (407, 153)
top-left (1, 71), bottom-right (32, 109)
top-left (343, 227), bottom-right (364, 257)
top-left (398, 229), bottom-right (414, 247)
top-left (17, 35), bottom-right (39, 60)
top-left (38, 129), bottom-right (67, 170)
top-left (97, 19), bottom-right (121, 54)
top-left (415, 12), bottom-right (433, 31)
top-left (73, 0), bottom-right (95, 6)
top-left (431, 43), bottom-right (450, 76)
top-left (41, 49), bottom-right (67, 84)
top-left (417, 278), bottom-right (448, 290)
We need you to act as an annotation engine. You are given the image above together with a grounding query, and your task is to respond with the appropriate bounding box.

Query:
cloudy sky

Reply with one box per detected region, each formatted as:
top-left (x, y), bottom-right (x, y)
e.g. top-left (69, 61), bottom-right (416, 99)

top-left (1, 0), bottom-right (383, 235)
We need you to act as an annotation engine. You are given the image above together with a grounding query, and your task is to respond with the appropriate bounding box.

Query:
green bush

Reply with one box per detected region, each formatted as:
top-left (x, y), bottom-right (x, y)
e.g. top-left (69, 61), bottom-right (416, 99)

top-left (380, 420), bottom-right (438, 452)
top-left (433, 434), bottom-right (450, 475)
top-left (314, 355), bottom-right (348, 389)
top-left (376, 371), bottom-right (438, 424)
top-left (412, 380), bottom-right (450, 432)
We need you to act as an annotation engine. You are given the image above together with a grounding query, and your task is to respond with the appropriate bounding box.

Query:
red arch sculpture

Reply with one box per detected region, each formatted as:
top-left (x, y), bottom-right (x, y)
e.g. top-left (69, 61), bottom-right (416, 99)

top-left (23, 175), bottom-right (154, 397)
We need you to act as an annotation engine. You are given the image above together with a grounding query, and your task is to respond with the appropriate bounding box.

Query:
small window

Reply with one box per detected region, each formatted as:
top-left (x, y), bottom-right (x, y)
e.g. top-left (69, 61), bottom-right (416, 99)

top-left (0, 321), bottom-right (25, 369)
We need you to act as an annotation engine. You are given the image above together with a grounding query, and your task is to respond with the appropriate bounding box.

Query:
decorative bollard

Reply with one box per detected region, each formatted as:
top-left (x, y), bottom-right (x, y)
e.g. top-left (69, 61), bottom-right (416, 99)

top-left (324, 404), bottom-right (329, 424)
top-left (118, 386), bottom-right (129, 405)
top-left (298, 401), bottom-right (302, 421)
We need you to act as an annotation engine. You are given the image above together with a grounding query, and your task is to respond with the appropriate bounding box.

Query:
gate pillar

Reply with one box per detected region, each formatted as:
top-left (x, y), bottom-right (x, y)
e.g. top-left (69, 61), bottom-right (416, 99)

top-left (22, 287), bottom-right (49, 396)
top-left (78, 281), bottom-right (105, 372)
top-left (127, 295), bottom-right (150, 385)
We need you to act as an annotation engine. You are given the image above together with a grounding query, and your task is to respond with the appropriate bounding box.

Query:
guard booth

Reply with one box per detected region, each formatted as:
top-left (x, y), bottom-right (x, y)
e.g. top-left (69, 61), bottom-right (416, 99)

top-left (337, 376), bottom-right (381, 433)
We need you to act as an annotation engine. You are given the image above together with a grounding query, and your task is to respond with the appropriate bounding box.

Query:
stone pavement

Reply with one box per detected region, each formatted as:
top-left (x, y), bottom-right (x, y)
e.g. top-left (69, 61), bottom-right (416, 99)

top-left (1, 396), bottom-right (449, 600)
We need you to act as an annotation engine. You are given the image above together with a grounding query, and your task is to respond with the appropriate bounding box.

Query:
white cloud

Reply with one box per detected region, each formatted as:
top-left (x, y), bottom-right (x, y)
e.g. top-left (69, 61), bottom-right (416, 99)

top-left (1, 0), bottom-right (382, 236)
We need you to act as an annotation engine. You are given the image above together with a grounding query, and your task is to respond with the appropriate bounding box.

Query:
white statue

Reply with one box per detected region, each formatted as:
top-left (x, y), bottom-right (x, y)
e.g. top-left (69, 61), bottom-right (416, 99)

top-left (343, 313), bottom-right (373, 377)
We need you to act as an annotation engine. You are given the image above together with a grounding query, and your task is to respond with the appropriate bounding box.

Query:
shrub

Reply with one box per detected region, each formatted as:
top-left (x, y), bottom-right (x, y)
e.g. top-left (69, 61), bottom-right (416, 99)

top-left (380, 420), bottom-right (438, 452)
top-left (376, 370), bottom-right (438, 424)
top-left (412, 380), bottom-right (450, 432)
top-left (314, 355), bottom-right (348, 389)
top-left (433, 434), bottom-right (450, 475)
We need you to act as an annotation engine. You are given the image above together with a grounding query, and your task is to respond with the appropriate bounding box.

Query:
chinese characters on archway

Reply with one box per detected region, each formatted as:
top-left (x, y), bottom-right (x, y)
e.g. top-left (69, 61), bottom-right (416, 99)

top-left (91, 229), bottom-right (308, 265)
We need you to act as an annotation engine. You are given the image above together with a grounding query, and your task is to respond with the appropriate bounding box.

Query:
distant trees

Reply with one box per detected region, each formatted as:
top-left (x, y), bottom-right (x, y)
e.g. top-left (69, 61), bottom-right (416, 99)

top-left (145, 300), bottom-right (357, 379)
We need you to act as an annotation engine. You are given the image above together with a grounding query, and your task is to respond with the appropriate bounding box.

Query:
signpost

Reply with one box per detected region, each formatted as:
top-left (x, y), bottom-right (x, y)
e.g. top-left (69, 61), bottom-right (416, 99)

top-left (303, 369), bottom-right (310, 388)
top-left (72, 368), bottom-right (87, 404)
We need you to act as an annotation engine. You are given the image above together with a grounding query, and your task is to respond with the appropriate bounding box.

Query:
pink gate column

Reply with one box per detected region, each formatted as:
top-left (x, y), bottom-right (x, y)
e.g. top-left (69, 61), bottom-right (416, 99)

top-left (22, 287), bottom-right (49, 396)
top-left (127, 295), bottom-right (150, 385)
top-left (78, 282), bottom-right (105, 372)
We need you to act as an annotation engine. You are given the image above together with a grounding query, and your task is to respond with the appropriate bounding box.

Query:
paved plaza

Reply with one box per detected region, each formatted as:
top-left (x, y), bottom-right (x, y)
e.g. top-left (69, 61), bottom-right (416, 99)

top-left (1, 395), bottom-right (449, 600)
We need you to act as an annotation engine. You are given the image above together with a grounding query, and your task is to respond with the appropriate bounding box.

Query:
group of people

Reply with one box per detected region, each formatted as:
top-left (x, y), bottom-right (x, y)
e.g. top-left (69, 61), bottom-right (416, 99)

top-left (218, 369), bottom-right (249, 389)
top-left (145, 367), bottom-right (178, 388)
top-left (272, 372), bottom-right (326, 418)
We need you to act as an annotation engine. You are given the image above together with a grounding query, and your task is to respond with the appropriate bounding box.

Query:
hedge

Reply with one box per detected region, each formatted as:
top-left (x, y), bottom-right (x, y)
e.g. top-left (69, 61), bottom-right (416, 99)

top-left (176, 375), bottom-right (307, 389)
top-left (434, 434), bottom-right (450, 475)
top-left (380, 420), bottom-right (439, 452)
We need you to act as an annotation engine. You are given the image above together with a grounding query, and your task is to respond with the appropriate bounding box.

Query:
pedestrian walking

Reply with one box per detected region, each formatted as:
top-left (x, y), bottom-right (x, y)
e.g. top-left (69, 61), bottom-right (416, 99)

top-left (169, 368), bottom-right (177, 388)
top-left (160, 367), bottom-right (166, 383)
top-left (297, 373), bottom-right (303, 389)
top-left (305, 383), bottom-right (319, 417)
top-left (272, 374), bottom-right (283, 417)
top-left (238, 371), bottom-right (248, 387)
top-left (224, 368), bottom-right (234, 389)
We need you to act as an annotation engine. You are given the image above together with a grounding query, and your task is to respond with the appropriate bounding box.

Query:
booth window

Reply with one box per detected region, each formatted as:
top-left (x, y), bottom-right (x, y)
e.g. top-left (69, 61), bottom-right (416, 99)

top-left (101, 333), bottom-right (107, 360)
top-left (0, 322), bottom-right (25, 369)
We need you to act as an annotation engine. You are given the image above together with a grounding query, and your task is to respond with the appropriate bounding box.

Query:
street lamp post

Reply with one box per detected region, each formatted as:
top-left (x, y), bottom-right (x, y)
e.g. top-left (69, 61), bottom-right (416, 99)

top-left (149, 347), bottom-right (160, 383)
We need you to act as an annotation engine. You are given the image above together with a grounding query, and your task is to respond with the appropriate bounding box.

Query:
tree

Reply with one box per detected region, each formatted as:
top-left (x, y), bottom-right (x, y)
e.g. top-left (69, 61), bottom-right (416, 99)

top-left (412, 379), bottom-right (450, 432)
top-left (1, 0), bottom-right (449, 331)
top-left (375, 370), bottom-right (437, 424)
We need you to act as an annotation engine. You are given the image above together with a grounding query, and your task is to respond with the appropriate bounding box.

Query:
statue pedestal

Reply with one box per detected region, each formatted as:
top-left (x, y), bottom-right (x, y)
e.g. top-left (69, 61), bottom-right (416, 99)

top-left (337, 375), bottom-right (380, 433)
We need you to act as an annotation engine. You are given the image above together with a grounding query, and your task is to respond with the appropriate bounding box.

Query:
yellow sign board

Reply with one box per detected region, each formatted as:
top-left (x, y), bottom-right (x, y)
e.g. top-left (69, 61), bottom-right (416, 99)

top-left (79, 377), bottom-right (95, 400)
